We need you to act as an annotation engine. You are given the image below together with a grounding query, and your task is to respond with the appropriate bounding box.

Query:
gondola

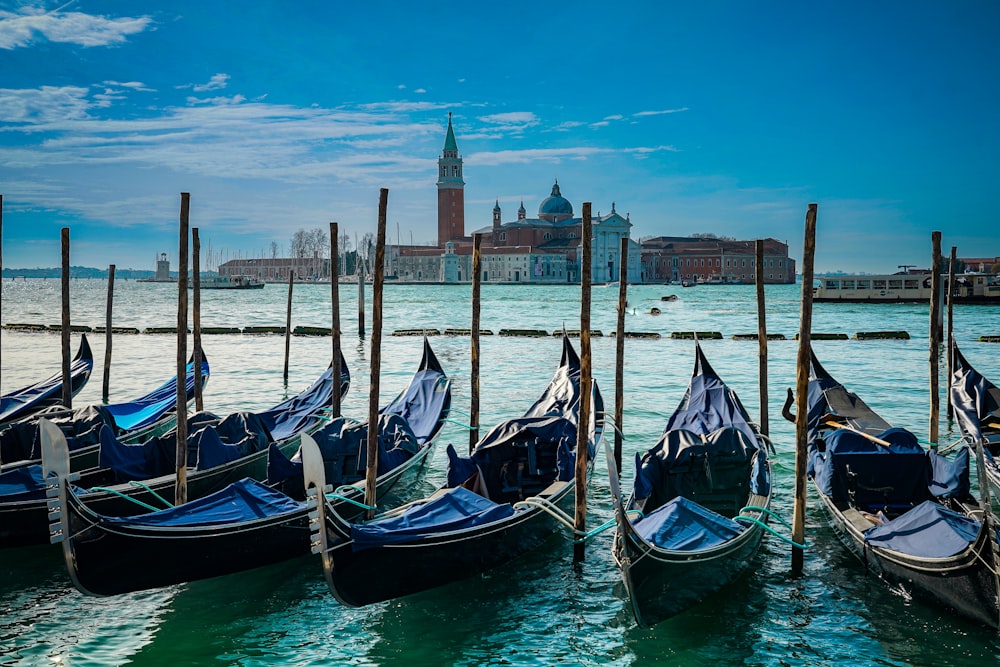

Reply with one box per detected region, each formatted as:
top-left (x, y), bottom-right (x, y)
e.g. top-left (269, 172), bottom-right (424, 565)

top-left (0, 355), bottom-right (348, 548)
top-left (950, 343), bottom-right (1000, 494)
top-left (0, 335), bottom-right (94, 428)
top-left (306, 334), bottom-right (603, 608)
top-left (49, 339), bottom-right (449, 595)
top-left (606, 342), bottom-right (772, 628)
top-left (787, 348), bottom-right (1000, 629)
top-left (0, 351), bottom-right (210, 472)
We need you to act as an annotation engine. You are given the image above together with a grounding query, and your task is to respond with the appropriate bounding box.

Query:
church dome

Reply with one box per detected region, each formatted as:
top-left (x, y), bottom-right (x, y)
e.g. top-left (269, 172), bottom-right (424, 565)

top-left (538, 181), bottom-right (573, 220)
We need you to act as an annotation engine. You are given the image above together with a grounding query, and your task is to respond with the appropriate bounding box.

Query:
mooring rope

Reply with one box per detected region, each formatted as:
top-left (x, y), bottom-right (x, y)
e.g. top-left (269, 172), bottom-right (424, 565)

top-left (737, 505), bottom-right (807, 549)
top-left (127, 480), bottom-right (174, 509)
top-left (86, 487), bottom-right (162, 512)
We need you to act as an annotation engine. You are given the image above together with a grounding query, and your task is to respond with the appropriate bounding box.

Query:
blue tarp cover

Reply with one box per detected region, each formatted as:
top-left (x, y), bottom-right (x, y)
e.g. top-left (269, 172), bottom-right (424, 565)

top-left (350, 486), bottom-right (515, 551)
top-left (381, 368), bottom-right (450, 444)
top-left (633, 495), bottom-right (745, 551)
top-left (101, 478), bottom-right (304, 528)
top-left (864, 499), bottom-right (981, 558)
top-left (105, 359), bottom-right (208, 432)
top-left (0, 465), bottom-right (46, 502)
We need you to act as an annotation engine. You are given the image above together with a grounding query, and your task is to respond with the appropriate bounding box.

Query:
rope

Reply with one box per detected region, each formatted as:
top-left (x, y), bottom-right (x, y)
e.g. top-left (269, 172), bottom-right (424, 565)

top-left (127, 480), bottom-right (174, 509)
top-left (324, 493), bottom-right (376, 511)
top-left (573, 509), bottom-right (645, 543)
top-left (441, 418), bottom-right (474, 430)
top-left (86, 487), bottom-right (162, 513)
top-left (737, 505), bottom-right (807, 549)
top-left (513, 497), bottom-right (577, 532)
top-left (936, 435), bottom-right (973, 455)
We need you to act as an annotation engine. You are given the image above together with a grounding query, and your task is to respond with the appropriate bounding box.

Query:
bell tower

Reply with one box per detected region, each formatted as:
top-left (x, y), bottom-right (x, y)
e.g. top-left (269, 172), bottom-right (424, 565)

top-left (437, 112), bottom-right (465, 245)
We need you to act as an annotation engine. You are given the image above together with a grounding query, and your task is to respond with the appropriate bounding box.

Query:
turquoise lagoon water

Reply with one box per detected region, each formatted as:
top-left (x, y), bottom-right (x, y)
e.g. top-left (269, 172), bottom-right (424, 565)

top-left (1, 278), bottom-right (999, 666)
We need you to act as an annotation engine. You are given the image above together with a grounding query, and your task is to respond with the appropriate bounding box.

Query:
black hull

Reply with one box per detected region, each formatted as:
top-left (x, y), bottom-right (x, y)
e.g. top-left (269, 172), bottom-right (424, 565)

top-left (816, 487), bottom-right (1000, 629)
top-left (617, 508), bottom-right (766, 628)
top-left (323, 481), bottom-right (575, 607)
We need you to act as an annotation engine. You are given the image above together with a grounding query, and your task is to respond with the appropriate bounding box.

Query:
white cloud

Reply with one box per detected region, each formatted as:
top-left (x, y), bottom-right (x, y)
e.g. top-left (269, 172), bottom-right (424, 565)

top-left (603, 114), bottom-right (624, 121)
top-left (633, 107), bottom-right (689, 117)
top-left (192, 73), bottom-right (230, 92)
top-left (0, 85), bottom-right (93, 123)
top-left (0, 6), bottom-right (151, 49)
top-left (414, 88), bottom-right (426, 94)
top-left (102, 80), bottom-right (154, 92)
top-left (479, 112), bottom-right (538, 126)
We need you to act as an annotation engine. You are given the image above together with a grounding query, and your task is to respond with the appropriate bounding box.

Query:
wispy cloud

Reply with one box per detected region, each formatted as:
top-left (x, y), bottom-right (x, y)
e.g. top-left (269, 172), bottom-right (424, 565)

top-left (191, 73), bottom-right (230, 92)
top-left (0, 85), bottom-right (93, 123)
top-left (0, 5), bottom-right (151, 49)
top-left (633, 107), bottom-right (689, 117)
top-left (469, 144), bottom-right (677, 166)
top-left (102, 80), bottom-right (155, 92)
top-left (478, 112), bottom-right (539, 135)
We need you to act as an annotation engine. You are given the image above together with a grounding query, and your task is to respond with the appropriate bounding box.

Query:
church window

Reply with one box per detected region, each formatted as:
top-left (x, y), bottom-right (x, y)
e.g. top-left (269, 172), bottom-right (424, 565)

top-left (499, 232), bottom-right (506, 241)
top-left (568, 233), bottom-right (576, 239)
top-left (452, 166), bottom-right (458, 177)
top-left (543, 232), bottom-right (552, 241)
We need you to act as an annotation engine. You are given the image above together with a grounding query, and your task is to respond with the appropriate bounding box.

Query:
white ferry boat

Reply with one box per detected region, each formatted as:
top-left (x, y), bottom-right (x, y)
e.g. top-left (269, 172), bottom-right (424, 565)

top-left (813, 273), bottom-right (1000, 303)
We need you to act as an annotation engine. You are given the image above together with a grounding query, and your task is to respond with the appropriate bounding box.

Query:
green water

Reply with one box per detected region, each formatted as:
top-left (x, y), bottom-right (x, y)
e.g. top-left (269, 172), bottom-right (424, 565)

top-left (1, 279), bottom-right (999, 666)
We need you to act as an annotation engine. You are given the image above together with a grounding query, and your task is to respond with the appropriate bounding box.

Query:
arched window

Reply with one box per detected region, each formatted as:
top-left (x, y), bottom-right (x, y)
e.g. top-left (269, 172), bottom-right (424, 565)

top-left (498, 232), bottom-right (507, 241)
top-left (543, 232), bottom-right (553, 241)
top-left (568, 232), bottom-right (576, 239)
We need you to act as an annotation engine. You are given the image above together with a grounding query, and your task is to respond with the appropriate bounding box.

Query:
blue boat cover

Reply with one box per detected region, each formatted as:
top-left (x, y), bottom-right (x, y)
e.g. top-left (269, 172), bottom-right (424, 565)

top-left (104, 358), bottom-right (209, 432)
top-left (101, 478), bottom-right (305, 528)
top-left (0, 465), bottom-right (47, 502)
top-left (809, 427), bottom-right (969, 506)
top-left (0, 336), bottom-right (93, 425)
top-left (0, 404), bottom-right (114, 464)
top-left (350, 486), bottom-right (515, 551)
top-left (806, 352), bottom-right (892, 441)
top-left (259, 364), bottom-right (339, 441)
top-left (382, 368), bottom-right (450, 444)
top-left (663, 368), bottom-right (758, 446)
top-left (99, 409), bottom-right (272, 482)
top-left (633, 495), bottom-right (745, 551)
top-left (863, 500), bottom-right (981, 558)
top-left (950, 345), bottom-right (1000, 444)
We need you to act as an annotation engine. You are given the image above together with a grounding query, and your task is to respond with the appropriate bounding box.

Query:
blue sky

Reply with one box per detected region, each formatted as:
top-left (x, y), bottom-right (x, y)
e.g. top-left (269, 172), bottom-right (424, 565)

top-left (1, 1), bottom-right (998, 273)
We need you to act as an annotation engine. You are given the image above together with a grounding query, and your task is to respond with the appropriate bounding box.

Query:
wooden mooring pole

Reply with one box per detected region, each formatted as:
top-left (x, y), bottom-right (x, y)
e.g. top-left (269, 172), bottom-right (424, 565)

top-left (470, 233), bottom-right (482, 452)
top-left (330, 222), bottom-right (342, 417)
top-left (102, 264), bottom-right (115, 403)
top-left (175, 193), bottom-right (190, 506)
top-left (945, 246), bottom-right (956, 421)
top-left (283, 271), bottom-right (293, 385)
top-left (614, 236), bottom-right (628, 473)
top-left (574, 203), bottom-right (593, 562)
top-left (192, 228), bottom-right (203, 412)
top-left (792, 203), bottom-right (818, 574)
top-left (60, 228), bottom-right (72, 408)
top-left (929, 231), bottom-right (942, 445)
top-left (364, 188), bottom-right (388, 520)
top-left (755, 240), bottom-right (769, 437)
top-left (358, 261), bottom-right (366, 339)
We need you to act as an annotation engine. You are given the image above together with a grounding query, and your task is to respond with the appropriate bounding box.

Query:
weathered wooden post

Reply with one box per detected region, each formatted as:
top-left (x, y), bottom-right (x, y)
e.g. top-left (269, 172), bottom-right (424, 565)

top-left (175, 193), bottom-right (190, 506)
top-left (470, 233), bottom-right (482, 452)
top-left (614, 236), bottom-right (628, 472)
top-left (60, 228), bottom-right (72, 408)
top-left (358, 261), bottom-right (366, 339)
top-left (102, 264), bottom-right (115, 403)
top-left (330, 222), bottom-right (342, 417)
top-left (755, 240), bottom-right (769, 437)
top-left (792, 203), bottom-right (817, 574)
top-left (929, 231), bottom-right (942, 445)
top-left (574, 202), bottom-right (593, 562)
top-left (364, 188), bottom-right (388, 519)
top-left (946, 246), bottom-right (956, 421)
top-left (283, 270), bottom-right (294, 384)
top-left (192, 228), bottom-right (203, 412)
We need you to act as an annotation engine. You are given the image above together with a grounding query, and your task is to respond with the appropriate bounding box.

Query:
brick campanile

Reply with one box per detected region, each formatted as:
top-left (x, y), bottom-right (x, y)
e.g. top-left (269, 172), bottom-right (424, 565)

top-left (436, 112), bottom-right (465, 245)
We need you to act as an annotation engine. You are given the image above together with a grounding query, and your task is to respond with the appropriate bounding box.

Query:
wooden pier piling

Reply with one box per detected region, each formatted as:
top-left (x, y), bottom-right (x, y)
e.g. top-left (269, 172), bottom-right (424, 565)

top-left (283, 271), bottom-right (293, 385)
top-left (330, 222), bottom-right (341, 417)
top-left (60, 228), bottom-right (72, 408)
top-left (175, 193), bottom-right (190, 506)
top-left (755, 240), bottom-right (769, 437)
top-left (574, 203), bottom-right (593, 562)
top-left (358, 262), bottom-right (366, 340)
top-left (929, 231), bottom-right (942, 445)
top-left (192, 229), bottom-right (203, 411)
top-left (102, 264), bottom-right (115, 403)
top-left (470, 233), bottom-right (482, 452)
top-left (614, 236), bottom-right (628, 473)
top-left (946, 245), bottom-right (956, 421)
top-left (365, 188), bottom-right (389, 519)
top-left (792, 204), bottom-right (818, 574)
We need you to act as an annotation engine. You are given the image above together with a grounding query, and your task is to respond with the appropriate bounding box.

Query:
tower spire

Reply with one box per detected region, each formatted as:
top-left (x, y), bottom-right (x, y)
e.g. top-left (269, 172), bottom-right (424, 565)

top-left (437, 112), bottom-right (465, 245)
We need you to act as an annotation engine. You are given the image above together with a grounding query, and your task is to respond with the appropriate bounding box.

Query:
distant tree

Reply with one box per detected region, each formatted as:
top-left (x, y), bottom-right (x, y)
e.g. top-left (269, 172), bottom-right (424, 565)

top-left (991, 262), bottom-right (1000, 275)
top-left (270, 241), bottom-right (279, 259)
top-left (690, 232), bottom-right (736, 241)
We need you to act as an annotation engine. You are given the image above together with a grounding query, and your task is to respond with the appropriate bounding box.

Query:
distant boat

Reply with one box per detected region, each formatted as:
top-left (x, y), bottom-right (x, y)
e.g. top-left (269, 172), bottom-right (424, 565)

top-left (196, 275), bottom-right (265, 290)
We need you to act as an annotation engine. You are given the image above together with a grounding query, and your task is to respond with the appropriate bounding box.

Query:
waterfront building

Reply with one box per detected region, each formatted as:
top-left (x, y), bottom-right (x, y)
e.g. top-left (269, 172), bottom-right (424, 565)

top-left (640, 237), bottom-right (795, 284)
